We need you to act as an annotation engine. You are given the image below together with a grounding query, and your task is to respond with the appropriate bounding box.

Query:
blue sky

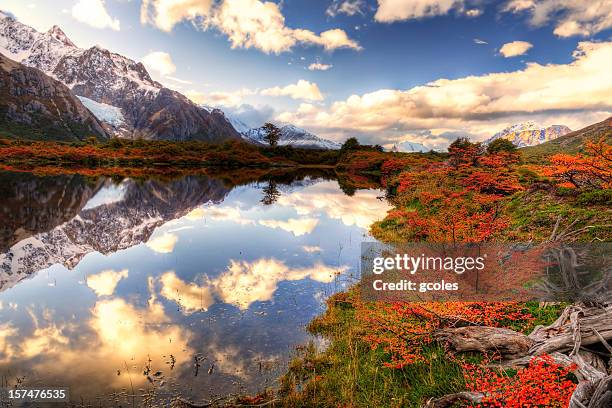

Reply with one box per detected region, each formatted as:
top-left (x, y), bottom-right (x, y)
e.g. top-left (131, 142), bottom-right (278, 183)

top-left (3, 0), bottom-right (612, 148)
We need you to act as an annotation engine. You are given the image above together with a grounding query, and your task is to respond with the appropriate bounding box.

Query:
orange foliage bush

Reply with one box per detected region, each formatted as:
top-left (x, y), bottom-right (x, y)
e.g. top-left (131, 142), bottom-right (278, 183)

top-left (544, 140), bottom-right (611, 189)
top-left (463, 354), bottom-right (577, 408)
top-left (354, 296), bottom-right (533, 369)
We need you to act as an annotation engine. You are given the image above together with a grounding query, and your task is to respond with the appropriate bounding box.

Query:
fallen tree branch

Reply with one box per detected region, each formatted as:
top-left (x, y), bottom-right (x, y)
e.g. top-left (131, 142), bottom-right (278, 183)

top-left (423, 392), bottom-right (485, 408)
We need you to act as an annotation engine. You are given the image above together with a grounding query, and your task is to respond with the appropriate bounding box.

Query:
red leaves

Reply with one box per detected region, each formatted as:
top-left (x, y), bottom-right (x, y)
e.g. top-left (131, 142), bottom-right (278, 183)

top-left (543, 139), bottom-right (611, 189)
top-left (463, 354), bottom-right (577, 408)
top-left (354, 298), bottom-right (533, 370)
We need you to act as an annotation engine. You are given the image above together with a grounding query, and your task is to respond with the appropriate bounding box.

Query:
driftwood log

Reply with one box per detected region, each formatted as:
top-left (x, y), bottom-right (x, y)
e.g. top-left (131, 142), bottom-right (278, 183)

top-left (426, 303), bottom-right (612, 407)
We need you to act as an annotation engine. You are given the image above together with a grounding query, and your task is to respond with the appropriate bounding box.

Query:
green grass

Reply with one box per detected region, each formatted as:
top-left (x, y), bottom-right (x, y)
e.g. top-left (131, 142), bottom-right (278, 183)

top-left (279, 295), bottom-right (467, 408)
top-left (277, 292), bottom-right (568, 408)
top-left (505, 189), bottom-right (611, 241)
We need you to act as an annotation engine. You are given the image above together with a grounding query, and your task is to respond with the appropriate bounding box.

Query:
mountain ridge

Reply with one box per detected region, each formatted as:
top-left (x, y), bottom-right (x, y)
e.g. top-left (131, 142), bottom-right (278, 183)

top-left (0, 12), bottom-right (240, 142)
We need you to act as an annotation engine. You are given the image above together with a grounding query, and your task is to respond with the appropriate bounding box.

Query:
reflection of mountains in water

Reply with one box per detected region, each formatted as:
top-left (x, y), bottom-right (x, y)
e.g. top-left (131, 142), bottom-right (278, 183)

top-left (0, 174), bottom-right (231, 291)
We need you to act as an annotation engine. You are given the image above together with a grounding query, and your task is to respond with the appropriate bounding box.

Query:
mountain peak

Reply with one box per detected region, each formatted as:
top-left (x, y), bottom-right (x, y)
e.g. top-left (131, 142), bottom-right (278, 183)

top-left (46, 25), bottom-right (76, 47)
top-left (487, 122), bottom-right (571, 147)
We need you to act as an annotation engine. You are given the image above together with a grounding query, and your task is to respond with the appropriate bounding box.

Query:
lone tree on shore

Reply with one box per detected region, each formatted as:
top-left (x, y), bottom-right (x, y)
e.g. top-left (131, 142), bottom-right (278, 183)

top-left (262, 122), bottom-right (281, 147)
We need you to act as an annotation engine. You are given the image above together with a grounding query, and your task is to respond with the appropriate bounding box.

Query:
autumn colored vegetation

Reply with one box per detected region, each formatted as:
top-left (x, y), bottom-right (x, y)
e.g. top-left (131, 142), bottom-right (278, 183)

top-left (277, 137), bottom-right (610, 407)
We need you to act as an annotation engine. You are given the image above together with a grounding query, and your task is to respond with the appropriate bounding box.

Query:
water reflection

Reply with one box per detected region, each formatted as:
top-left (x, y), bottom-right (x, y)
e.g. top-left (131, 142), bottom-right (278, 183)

top-left (0, 171), bottom-right (390, 406)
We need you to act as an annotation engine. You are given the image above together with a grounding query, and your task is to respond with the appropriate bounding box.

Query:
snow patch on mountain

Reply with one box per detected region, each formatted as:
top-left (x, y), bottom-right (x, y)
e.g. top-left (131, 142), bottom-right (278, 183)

top-left (77, 96), bottom-right (125, 127)
top-left (391, 141), bottom-right (430, 153)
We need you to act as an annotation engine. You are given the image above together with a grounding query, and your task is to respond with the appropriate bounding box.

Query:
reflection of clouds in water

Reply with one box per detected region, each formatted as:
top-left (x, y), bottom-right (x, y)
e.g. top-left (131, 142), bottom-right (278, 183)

top-left (206, 342), bottom-right (280, 381)
top-left (160, 258), bottom-right (348, 312)
top-left (82, 181), bottom-right (127, 210)
top-left (86, 269), bottom-right (128, 296)
top-left (146, 233), bottom-right (178, 253)
top-left (0, 278), bottom-right (193, 392)
top-left (159, 271), bottom-right (215, 313)
top-left (258, 218), bottom-right (319, 236)
top-left (302, 245), bottom-right (322, 253)
top-left (276, 181), bottom-right (391, 229)
top-left (185, 206), bottom-right (255, 225)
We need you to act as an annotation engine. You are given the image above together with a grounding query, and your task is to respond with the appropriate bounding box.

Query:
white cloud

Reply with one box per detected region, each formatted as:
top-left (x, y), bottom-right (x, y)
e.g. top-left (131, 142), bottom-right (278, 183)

top-left (374, 0), bottom-right (465, 22)
top-left (261, 80), bottom-right (323, 101)
top-left (141, 51), bottom-right (177, 77)
top-left (185, 88), bottom-right (255, 107)
top-left (499, 40), bottom-right (533, 57)
top-left (72, 0), bottom-right (120, 31)
top-left (308, 62), bottom-right (333, 71)
top-left (503, 0), bottom-right (612, 38)
top-left (465, 8), bottom-right (482, 17)
top-left (473, 38), bottom-right (488, 45)
top-left (277, 41), bottom-right (612, 147)
top-left (326, 0), bottom-right (366, 17)
top-left (86, 269), bottom-right (129, 297)
top-left (141, 0), bottom-right (361, 54)
top-left (302, 245), bottom-right (322, 253)
top-left (259, 218), bottom-right (319, 236)
top-left (146, 233), bottom-right (178, 254)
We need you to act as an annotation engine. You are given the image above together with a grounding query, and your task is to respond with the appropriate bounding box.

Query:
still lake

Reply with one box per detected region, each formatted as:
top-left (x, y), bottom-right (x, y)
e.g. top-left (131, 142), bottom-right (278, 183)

top-left (0, 170), bottom-right (390, 406)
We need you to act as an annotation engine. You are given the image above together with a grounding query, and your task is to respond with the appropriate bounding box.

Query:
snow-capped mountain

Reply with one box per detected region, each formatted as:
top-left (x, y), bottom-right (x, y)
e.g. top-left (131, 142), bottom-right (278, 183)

top-left (391, 141), bottom-right (430, 153)
top-left (0, 12), bottom-right (240, 142)
top-left (0, 53), bottom-right (108, 141)
top-left (242, 124), bottom-right (341, 149)
top-left (486, 121), bottom-right (572, 147)
top-left (206, 105), bottom-right (341, 149)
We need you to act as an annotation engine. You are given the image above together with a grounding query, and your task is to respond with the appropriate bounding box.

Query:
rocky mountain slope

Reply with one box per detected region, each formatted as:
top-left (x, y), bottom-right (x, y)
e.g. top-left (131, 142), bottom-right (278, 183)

top-left (486, 121), bottom-right (571, 147)
top-left (0, 53), bottom-right (108, 141)
top-left (0, 12), bottom-right (240, 142)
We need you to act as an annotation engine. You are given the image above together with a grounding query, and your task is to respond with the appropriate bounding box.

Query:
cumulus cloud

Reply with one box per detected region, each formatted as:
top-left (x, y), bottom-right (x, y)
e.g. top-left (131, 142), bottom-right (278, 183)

top-left (326, 0), bottom-right (366, 17)
top-left (86, 269), bottom-right (129, 297)
top-left (308, 62), bottom-right (333, 71)
top-left (141, 51), bottom-right (177, 77)
top-left (259, 218), bottom-right (319, 236)
top-left (302, 245), bottom-right (322, 253)
top-left (261, 80), bottom-right (323, 101)
top-left (146, 233), bottom-right (178, 254)
top-left (375, 0), bottom-right (465, 22)
top-left (185, 88), bottom-right (255, 107)
top-left (276, 41), bottom-right (612, 147)
top-left (72, 0), bottom-right (120, 31)
top-left (499, 40), bottom-right (533, 57)
top-left (503, 0), bottom-right (612, 38)
top-left (141, 0), bottom-right (361, 54)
